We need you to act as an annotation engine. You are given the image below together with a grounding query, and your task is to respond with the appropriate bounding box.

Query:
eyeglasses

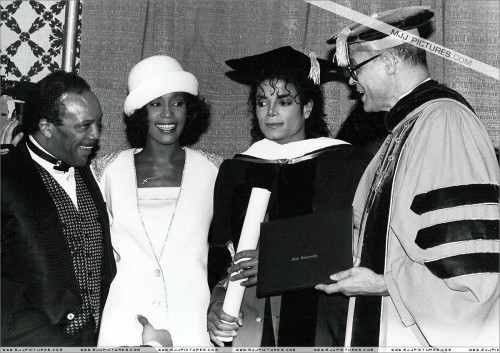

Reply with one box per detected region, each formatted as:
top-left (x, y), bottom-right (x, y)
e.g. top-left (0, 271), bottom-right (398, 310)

top-left (346, 54), bottom-right (381, 81)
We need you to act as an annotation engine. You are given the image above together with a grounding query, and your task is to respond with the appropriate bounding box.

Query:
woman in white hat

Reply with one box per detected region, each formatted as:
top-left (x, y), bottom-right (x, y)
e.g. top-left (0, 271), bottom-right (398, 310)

top-left (93, 55), bottom-right (221, 347)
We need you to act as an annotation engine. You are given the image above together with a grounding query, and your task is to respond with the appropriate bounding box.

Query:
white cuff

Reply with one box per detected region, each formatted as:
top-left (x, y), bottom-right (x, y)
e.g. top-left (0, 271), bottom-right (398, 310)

top-left (144, 340), bottom-right (162, 347)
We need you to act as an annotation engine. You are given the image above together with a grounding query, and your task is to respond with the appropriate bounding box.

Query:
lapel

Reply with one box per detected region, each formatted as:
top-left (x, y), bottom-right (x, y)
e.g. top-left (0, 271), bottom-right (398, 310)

top-left (14, 142), bottom-right (80, 298)
top-left (78, 162), bottom-right (117, 304)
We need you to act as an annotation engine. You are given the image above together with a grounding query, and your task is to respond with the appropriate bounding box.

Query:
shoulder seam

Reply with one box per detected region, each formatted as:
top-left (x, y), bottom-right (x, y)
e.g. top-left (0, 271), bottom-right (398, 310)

top-left (91, 152), bottom-right (121, 182)
top-left (195, 149), bottom-right (225, 168)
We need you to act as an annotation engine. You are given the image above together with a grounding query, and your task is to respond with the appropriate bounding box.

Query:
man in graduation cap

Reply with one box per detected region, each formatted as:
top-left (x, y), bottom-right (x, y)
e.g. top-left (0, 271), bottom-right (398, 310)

top-left (315, 6), bottom-right (499, 347)
top-left (1, 71), bottom-right (116, 346)
top-left (207, 46), bottom-right (372, 347)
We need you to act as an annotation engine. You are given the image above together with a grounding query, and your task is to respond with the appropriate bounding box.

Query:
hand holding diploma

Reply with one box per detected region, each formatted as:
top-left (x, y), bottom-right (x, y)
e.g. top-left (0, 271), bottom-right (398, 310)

top-left (222, 188), bottom-right (270, 319)
top-left (207, 292), bottom-right (242, 347)
top-left (228, 249), bottom-right (259, 286)
top-left (208, 187), bottom-right (271, 346)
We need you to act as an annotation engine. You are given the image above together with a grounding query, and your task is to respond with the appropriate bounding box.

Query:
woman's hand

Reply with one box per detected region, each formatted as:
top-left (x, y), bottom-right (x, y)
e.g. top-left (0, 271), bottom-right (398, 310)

top-left (228, 249), bottom-right (259, 287)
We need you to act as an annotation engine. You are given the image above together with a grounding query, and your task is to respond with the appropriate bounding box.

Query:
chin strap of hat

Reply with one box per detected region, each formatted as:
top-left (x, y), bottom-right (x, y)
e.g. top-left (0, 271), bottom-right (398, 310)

top-left (307, 52), bottom-right (321, 85)
top-left (335, 27), bottom-right (351, 67)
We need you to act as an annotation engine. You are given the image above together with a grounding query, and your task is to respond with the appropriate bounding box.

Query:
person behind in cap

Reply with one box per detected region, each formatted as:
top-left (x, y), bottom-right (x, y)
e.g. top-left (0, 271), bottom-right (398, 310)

top-left (93, 55), bottom-right (221, 347)
top-left (207, 46), bottom-right (372, 347)
top-left (315, 6), bottom-right (499, 347)
top-left (1, 71), bottom-right (116, 346)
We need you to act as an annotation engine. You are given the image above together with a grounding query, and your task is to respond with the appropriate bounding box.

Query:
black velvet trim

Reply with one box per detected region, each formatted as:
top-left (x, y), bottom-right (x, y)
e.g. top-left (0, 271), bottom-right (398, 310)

top-left (411, 184), bottom-right (499, 215)
top-left (350, 296), bottom-right (382, 346)
top-left (416, 219), bottom-right (500, 249)
top-left (26, 137), bottom-right (71, 172)
top-left (425, 253), bottom-right (500, 279)
top-left (384, 80), bottom-right (474, 131)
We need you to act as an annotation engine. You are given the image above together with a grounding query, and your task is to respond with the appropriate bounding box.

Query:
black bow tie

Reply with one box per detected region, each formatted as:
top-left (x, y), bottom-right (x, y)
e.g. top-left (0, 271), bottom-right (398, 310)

top-left (27, 138), bottom-right (71, 172)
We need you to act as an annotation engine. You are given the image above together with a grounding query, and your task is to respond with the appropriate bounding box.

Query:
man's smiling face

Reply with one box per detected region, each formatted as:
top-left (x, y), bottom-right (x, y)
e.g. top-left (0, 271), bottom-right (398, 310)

top-left (48, 91), bottom-right (102, 167)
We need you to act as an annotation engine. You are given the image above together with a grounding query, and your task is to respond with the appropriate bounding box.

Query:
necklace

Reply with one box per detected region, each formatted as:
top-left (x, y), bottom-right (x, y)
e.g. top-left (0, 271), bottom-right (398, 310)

top-left (138, 150), bottom-right (185, 185)
top-left (140, 171), bottom-right (170, 185)
top-left (133, 147), bottom-right (187, 328)
top-left (135, 148), bottom-right (186, 261)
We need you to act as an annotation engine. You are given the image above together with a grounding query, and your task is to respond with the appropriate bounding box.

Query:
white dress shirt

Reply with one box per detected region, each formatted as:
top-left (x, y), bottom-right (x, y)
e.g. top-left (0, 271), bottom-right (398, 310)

top-left (398, 77), bottom-right (431, 101)
top-left (27, 135), bottom-right (78, 209)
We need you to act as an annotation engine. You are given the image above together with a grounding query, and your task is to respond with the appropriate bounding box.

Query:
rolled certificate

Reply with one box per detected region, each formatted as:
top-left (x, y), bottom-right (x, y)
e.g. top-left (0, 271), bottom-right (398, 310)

top-left (219, 187), bottom-right (271, 341)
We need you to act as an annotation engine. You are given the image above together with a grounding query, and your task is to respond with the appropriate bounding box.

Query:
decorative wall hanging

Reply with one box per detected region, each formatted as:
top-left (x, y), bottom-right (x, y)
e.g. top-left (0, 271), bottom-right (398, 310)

top-left (0, 0), bottom-right (82, 82)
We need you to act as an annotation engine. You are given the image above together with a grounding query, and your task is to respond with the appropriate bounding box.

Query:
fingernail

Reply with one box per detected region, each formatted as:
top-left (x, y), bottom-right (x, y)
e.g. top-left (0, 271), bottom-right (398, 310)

top-left (137, 315), bottom-right (148, 325)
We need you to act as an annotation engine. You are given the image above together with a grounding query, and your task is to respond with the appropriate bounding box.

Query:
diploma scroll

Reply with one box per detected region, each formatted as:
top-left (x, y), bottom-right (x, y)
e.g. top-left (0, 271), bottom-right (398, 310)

top-left (218, 187), bottom-right (271, 342)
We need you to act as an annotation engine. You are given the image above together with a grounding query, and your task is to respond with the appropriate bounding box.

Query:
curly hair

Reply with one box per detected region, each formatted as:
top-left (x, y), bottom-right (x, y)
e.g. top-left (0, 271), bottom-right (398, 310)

top-left (23, 71), bottom-right (91, 135)
top-left (124, 93), bottom-right (210, 147)
top-left (248, 69), bottom-right (330, 143)
top-left (336, 101), bottom-right (389, 147)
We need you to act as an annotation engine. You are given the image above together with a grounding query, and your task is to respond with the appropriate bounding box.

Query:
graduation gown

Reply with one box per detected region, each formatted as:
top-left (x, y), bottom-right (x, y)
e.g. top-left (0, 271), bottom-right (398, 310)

top-left (209, 138), bottom-right (372, 346)
top-left (350, 80), bottom-right (500, 347)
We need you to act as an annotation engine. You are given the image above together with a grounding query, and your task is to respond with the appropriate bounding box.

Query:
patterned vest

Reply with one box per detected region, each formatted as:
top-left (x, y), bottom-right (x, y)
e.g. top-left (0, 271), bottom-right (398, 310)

top-left (36, 166), bottom-right (103, 335)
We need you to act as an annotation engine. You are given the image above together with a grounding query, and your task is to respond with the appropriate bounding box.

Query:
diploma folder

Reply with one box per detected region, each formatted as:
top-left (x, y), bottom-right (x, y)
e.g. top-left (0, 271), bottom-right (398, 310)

top-left (257, 208), bottom-right (352, 298)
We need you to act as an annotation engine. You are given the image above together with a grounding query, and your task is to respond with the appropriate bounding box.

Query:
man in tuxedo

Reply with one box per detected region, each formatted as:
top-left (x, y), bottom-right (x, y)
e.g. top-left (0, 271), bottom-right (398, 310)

top-left (1, 71), bottom-right (116, 346)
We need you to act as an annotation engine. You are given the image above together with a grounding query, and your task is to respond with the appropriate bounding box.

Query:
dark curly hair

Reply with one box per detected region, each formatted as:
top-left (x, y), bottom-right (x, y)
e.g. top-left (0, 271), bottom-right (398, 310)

top-left (336, 101), bottom-right (389, 154)
top-left (124, 93), bottom-right (210, 147)
top-left (248, 69), bottom-right (330, 143)
top-left (23, 71), bottom-right (91, 135)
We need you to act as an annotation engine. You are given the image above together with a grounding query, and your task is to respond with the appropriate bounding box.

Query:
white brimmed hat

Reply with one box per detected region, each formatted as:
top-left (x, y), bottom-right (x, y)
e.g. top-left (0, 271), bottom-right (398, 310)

top-left (123, 55), bottom-right (198, 116)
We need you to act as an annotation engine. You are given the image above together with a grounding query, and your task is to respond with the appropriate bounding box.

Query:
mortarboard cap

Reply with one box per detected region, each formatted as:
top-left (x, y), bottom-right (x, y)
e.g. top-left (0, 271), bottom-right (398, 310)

top-left (327, 6), bottom-right (434, 67)
top-left (225, 46), bottom-right (336, 85)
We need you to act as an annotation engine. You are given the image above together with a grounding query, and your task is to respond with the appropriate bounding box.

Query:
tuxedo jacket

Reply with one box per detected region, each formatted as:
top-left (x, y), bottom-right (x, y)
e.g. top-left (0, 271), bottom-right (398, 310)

top-left (1, 141), bottom-right (116, 346)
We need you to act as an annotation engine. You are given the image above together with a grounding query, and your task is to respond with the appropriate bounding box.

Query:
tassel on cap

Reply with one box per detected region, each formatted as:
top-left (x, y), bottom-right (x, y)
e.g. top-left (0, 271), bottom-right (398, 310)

top-left (307, 52), bottom-right (321, 85)
top-left (225, 46), bottom-right (336, 86)
top-left (335, 27), bottom-right (351, 67)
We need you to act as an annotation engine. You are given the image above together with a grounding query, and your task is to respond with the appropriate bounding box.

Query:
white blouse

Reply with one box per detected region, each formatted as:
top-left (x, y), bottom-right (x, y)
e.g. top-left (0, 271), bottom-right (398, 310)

top-left (138, 187), bottom-right (179, 255)
top-left (96, 148), bottom-right (218, 347)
